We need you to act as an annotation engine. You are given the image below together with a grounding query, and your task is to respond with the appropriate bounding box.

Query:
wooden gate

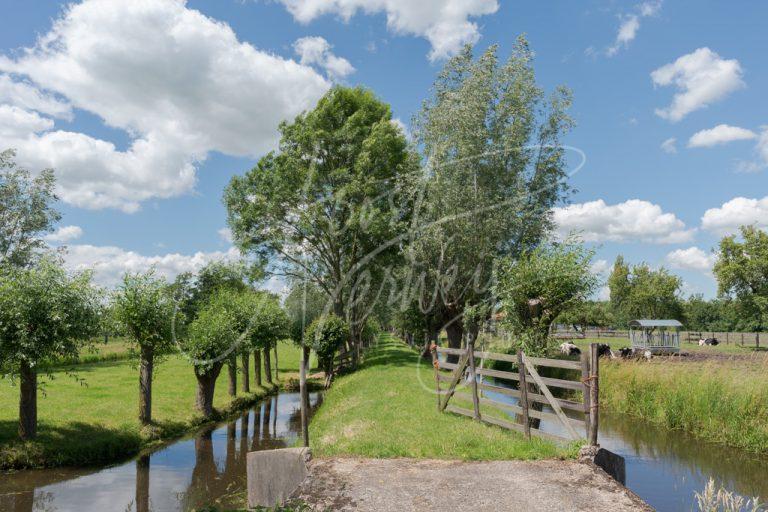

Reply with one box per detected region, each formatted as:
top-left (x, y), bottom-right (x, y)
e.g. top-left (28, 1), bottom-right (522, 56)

top-left (431, 342), bottom-right (599, 445)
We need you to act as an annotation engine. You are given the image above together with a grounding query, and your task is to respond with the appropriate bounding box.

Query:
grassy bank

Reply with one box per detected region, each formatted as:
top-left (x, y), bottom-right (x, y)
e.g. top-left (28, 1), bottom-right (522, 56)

top-left (600, 356), bottom-right (768, 454)
top-left (309, 335), bottom-right (574, 460)
top-left (0, 341), bottom-right (310, 469)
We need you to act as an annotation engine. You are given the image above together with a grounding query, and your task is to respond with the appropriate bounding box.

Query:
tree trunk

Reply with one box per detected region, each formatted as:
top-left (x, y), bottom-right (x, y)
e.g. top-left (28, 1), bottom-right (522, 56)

top-left (139, 345), bottom-right (154, 425)
top-left (18, 360), bottom-right (37, 440)
top-left (195, 364), bottom-right (222, 419)
top-left (253, 350), bottom-right (262, 387)
top-left (445, 322), bottom-right (463, 364)
top-left (241, 352), bottom-right (250, 393)
top-left (227, 355), bottom-right (237, 397)
top-left (263, 346), bottom-right (273, 385)
top-left (273, 344), bottom-right (279, 382)
top-left (420, 332), bottom-right (432, 359)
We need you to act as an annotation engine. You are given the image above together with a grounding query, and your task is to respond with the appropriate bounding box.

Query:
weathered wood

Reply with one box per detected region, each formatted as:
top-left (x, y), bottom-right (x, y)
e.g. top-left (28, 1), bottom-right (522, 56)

top-left (517, 350), bottom-right (530, 439)
top-left (299, 345), bottom-right (309, 447)
top-left (474, 367), bottom-right (520, 381)
top-left (436, 372), bottom-right (453, 383)
top-left (581, 349), bottom-right (591, 438)
top-left (436, 347), bottom-right (466, 356)
top-left (445, 404), bottom-right (475, 419)
top-left (468, 338), bottom-right (481, 420)
top-left (439, 352), bottom-right (469, 411)
top-left (522, 354), bottom-right (581, 441)
top-left (525, 356), bottom-right (582, 371)
top-left (473, 350), bottom-right (518, 363)
top-left (438, 361), bottom-right (460, 371)
top-left (430, 344), bottom-right (441, 412)
top-left (476, 382), bottom-right (585, 413)
top-left (589, 343), bottom-right (600, 446)
top-left (534, 375), bottom-right (583, 391)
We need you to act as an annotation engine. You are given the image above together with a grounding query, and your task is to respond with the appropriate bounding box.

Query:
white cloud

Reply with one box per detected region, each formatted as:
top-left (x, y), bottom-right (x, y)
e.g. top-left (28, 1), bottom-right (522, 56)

top-left (0, 105), bottom-right (53, 137)
top-left (277, 0), bottom-right (499, 61)
top-left (688, 124), bottom-right (756, 148)
top-left (554, 199), bottom-right (694, 244)
top-left (590, 259), bottom-right (610, 277)
top-left (660, 137), bottom-right (677, 154)
top-left (735, 126), bottom-right (768, 173)
top-left (45, 225), bottom-right (84, 243)
top-left (606, 1), bottom-right (661, 57)
top-left (701, 196), bottom-right (768, 236)
top-left (293, 36), bottom-right (355, 79)
top-left (218, 227), bottom-right (233, 243)
top-left (666, 246), bottom-right (716, 273)
top-left (0, 74), bottom-right (72, 119)
top-left (64, 244), bottom-right (241, 288)
top-left (0, 0), bottom-right (331, 212)
top-left (651, 48), bottom-right (744, 122)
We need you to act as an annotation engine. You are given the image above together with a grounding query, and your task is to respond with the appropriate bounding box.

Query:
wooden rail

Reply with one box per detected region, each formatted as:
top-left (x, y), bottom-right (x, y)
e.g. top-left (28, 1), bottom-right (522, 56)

top-left (431, 342), bottom-right (600, 445)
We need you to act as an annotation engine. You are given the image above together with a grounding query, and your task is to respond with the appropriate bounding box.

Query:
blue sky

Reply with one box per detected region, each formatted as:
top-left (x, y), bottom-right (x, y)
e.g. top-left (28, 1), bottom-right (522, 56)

top-left (1, 0), bottom-right (766, 296)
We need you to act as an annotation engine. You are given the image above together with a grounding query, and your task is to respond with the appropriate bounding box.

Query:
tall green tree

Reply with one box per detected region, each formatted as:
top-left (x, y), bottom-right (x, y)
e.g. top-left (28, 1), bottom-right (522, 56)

top-left (0, 149), bottom-right (61, 267)
top-left (0, 257), bottom-right (100, 439)
top-left (608, 258), bottom-right (684, 324)
top-left (305, 315), bottom-right (349, 388)
top-left (714, 225), bottom-right (768, 331)
top-left (224, 86), bottom-right (418, 359)
top-left (408, 37), bottom-right (574, 350)
top-left (112, 271), bottom-right (176, 425)
top-left (494, 242), bottom-right (597, 355)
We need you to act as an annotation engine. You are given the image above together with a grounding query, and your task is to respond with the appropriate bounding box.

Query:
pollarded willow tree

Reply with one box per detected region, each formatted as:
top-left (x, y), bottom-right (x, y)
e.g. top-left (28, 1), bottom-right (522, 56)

top-left (112, 271), bottom-right (176, 425)
top-left (407, 36), bottom-right (575, 351)
top-left (224, 86), bottom-right (419, 360)
top-left (0, 257), bottom-right (100, 439)
top-left (0, 149), bottom-right (61, 268)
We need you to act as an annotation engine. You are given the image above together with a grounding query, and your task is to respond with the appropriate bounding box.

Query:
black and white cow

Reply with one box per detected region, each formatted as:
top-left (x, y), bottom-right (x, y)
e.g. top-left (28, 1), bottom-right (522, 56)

top-left (559, 342), bottom-right (581, 356)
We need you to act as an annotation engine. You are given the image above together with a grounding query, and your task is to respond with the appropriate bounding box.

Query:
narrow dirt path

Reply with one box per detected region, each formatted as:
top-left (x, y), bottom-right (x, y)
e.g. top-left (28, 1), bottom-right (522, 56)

top-left (292, 457), bottom-right (652, 511)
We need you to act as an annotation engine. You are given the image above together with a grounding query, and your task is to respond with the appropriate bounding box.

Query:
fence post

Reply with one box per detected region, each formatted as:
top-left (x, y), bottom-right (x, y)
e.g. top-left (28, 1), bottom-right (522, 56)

top-left (517, 350), bottom-right (531, 439)
top-left (430, 344), bottom-right (441, 412)
top-left (757, 332), bottom-right (760, 349)
top-left (299, 345), bottom-right (310, 447)
top-left (580, 349), bottom-right (591, 439)
top-left (588, 343), bottom-right (600, 447)
top-left (468, 337), bottom-right (481, 421)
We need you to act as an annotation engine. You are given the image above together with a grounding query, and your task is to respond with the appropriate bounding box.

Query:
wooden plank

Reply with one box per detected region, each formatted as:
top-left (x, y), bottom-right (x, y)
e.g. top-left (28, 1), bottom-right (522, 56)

top-left (580, 350), bottom-right (591, 438)
top-left (445, 404), bottom-right (475, 418)
top-left (525, 356), bottom-right (582, 371)
top-left (473, 350), bottom-right (518, 364)
top-left (439, 352), bottom-right (469, 411)
top-left (535, 376), bottom-right (583, 391)
top-left (468, 339), bottom-right (481, 420)
top-left (477, 382), bottom-right (520, 399)
top-left (476, 382), bottom-right (584, 413)
top-left (430, 344), bottom-right (441, 412)
top-left (479, 396), bottom-right (524, 416)
top-left (480, 413), bottom-right (526, 434)
top-left (479, 396), bottom-right (585, 430)
top-left (517, 350), bottom-right (530, 439)
top-left (436, 347), bottom-right (466, 356)
top-left (475, 367), bottom-right (520, 381)
top-left (436, 373), bottom-right (453, 383)
top-left (522, 353), bottom-right (581, 441)
top-left (588, 344), bottom-right (600, 447)
top-left (438, 361), bottom-right (459, 371)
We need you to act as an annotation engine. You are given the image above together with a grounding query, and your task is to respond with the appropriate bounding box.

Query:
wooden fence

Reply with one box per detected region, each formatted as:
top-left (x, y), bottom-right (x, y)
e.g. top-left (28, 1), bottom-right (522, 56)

top-left (431, 342), bottom-right (600, 445)
top-left (554, 329), bottom-right (763, 348)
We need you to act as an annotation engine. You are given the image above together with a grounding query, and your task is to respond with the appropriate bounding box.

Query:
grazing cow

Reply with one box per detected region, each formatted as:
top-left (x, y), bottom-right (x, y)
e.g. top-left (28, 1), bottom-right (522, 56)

top-left (596, 343), bottom-right (612, 358)
top-left (699, 337), bottom-right (719, 346)
top-left (559, 342), bottom-right (581, 356)
top-left (643, 350), bottom-right (653, 361)
top-left (617, 347), bottom-right (633, 358)
top-left (698, 338), bottom-right (706, 346)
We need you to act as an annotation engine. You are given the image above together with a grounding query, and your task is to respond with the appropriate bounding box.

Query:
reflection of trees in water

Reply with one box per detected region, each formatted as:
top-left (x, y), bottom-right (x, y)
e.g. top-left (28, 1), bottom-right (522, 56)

top-left (602, 414), bottom-right (768, 498)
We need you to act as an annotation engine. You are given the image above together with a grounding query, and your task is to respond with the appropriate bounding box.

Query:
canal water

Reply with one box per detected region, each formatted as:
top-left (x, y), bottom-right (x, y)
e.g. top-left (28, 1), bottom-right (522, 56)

top-left (0, 392), bottom-right (322, 512)
top-left (2, 384), bottom-right (767, 511)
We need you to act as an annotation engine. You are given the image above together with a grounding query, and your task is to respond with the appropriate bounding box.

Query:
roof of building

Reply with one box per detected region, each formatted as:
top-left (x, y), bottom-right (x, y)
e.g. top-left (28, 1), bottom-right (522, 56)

top-left (629, 319), bottom-right (683, 328)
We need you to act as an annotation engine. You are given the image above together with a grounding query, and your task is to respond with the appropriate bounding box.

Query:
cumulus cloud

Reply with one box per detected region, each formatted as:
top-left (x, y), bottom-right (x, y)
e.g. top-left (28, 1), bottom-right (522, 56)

top-left (0, 0), bottom-right (331, 212)
top-left (0, 104), bottom-right (54, 137)
top-left (45, 225), bottom-right (84, 243)
top-left (554, 199), bottom-right (694, 244)
top-left (277, 0), bottom-right (499, 61)
top-left (660, 137), bottom-right (677, 154)
top-left (701, 196), bottom-right (768, 236)
top-left (688, 124), bottom-right (756, 148)
top-left (651, 48), bottom-right (744, 122)
top-left (606, 1), bottom-right (661, 57)
top-left (293, 36), bottom-right (355, 79)
top-left (735, 126), bottom-right (768, 173)
top-left (64, 244), bottom-right (241, 288)
top-left (218, 227), bottom-right (233, 243)
top-left (666, 246), bottom-right (716, 273)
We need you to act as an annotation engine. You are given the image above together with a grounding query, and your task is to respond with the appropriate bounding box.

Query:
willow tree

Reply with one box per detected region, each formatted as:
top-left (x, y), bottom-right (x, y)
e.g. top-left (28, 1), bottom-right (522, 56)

top-left (224, 86), bottom-right (419, 359)
top-left (113, 271), bottom-right (176, 425)
top-left (409, 37), bottom-right (574, 351)
top-left (0, 257), bottom-right (100, 439)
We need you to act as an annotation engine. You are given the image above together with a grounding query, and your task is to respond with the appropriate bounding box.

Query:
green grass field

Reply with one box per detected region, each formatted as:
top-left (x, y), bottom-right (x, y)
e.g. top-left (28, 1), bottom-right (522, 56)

top-left (0, 341), bottom-right (310, 469)
top-left (600, 356), bottom-right (768, 454)
top-left (309, 335), bottom-right (575, 460)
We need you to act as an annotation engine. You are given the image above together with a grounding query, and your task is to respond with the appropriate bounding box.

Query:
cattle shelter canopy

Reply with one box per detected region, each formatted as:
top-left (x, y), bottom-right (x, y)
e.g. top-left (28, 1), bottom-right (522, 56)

top-left (629, 319), bottom-right (683, 328)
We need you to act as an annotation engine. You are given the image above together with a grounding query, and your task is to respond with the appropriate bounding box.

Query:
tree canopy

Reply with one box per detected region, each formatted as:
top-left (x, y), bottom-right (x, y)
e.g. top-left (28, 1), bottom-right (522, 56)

top-left (608, 256), bottom-right (684, 325)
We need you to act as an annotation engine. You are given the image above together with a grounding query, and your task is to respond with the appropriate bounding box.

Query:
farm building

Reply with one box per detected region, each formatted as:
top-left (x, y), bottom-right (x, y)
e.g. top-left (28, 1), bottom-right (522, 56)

top-left (629, 319), bottom-right (682, 354)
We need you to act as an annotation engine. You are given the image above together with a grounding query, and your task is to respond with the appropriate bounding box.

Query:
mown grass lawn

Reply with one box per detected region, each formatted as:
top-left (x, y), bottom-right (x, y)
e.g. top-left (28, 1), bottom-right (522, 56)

top-left (0, 340), bottom-right (310, 469)
top-left (309, 335), bottom-right (575, 460)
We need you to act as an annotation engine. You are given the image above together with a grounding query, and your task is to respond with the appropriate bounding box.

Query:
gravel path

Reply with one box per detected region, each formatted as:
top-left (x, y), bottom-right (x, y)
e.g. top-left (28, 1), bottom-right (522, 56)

top-left (292, 457), bottom-right (652, 511)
